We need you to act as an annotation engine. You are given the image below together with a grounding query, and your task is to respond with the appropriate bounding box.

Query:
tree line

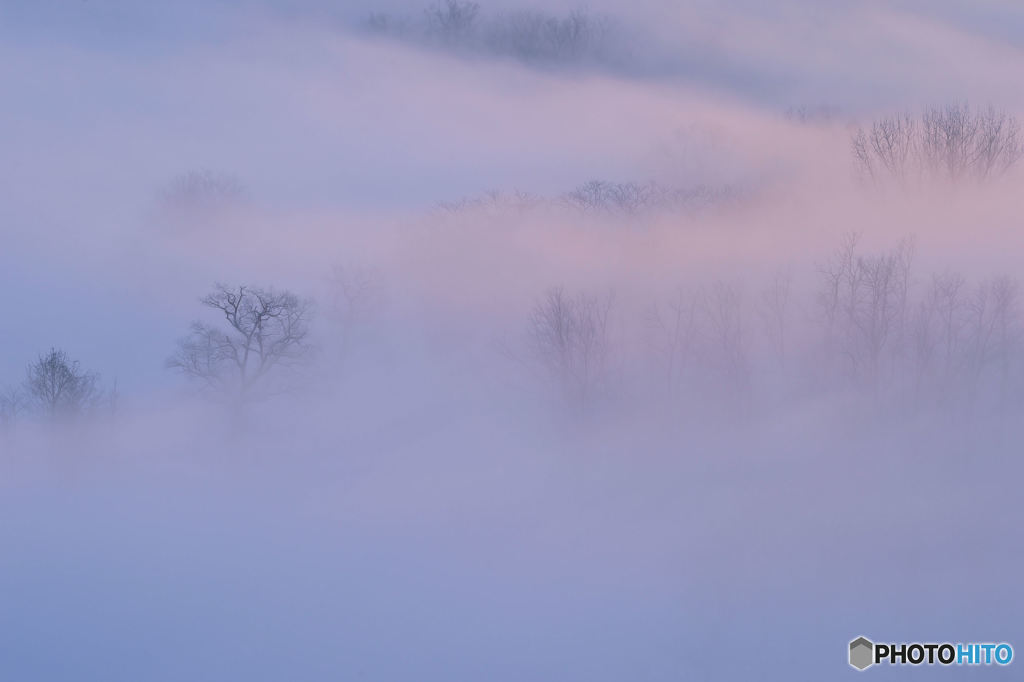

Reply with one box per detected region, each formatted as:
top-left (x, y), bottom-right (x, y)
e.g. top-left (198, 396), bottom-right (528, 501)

top-left (520, 233), bottom-right (1022, 419)
top-left (853, 103), bottom-right (1023, 186)
top-left (5, 101), bottom-right (1023, 433)
top-left (3, 233), bottom-right (1021, 433)
top-left (363, 1), bottom-right (619, 67)
top-left (435, 181), bottom-right (739, 217)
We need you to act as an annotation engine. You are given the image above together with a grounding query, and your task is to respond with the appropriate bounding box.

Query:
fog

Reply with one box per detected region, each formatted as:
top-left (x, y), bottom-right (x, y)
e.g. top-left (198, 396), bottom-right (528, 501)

top-left (2, 1), bottom-right (1024, 680)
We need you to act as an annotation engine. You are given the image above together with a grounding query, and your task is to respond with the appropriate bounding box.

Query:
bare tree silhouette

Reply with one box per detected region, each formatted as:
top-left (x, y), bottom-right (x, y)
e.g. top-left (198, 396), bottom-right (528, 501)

top-left (168, 284), bottom-right (314, 403)
top-left (527, 287), bottom-right (615, 409)
top-left (24, 348), bottom-right (103, 420)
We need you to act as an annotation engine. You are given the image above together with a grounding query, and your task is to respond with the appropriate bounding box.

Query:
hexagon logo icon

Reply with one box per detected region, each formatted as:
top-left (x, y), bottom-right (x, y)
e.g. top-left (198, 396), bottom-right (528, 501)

top-left (850, 636), bottom-right (874, 671)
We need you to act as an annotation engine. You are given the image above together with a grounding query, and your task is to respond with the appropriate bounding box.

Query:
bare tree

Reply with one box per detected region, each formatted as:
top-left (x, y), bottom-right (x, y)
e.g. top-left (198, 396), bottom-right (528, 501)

top-left (962, 276), bottom-right (1021, 407)
top-left (695, 281), bottom-right (751, 403)
top-left (425, 0), bottom-right (479, 45)
top-left (904, 270), bottom-right (1022, 413)
top-left (486, 8), bottom-right (608, 63)
top-left (326, 264), bottom-right (384, 369)
top-left (527, 287), bottom-right (614, 409)
top-left (785, 104), bottom-right (841, 125)
top-left (366, 2), bottom-right (620, 68)
top-left (930, 271), bottom-right (970, 381)
top-left (852, 113), bottom-right (916, 185)
top-left (989, 276), bottom-right (1021, 406)
top-left (366, 11), bottom-right (410, 36)
top-left (162, 169), bottom-right (245, 214)
top-left (910, 288), bottom-right (938, 402)
top-left (167, 284), bottom-right (314, 403)
top-left (0, 387), bottom-right (26, 431)
top-left (759, 269), bottom-right (793, 366)
top-left (920, 104), bottom-right (978, 182)
top-left (973, 106), bottom-right (1024, 180)
top-left (23, 348), bottom-right (102, 420)
top-left (645, 288), bottom-right (700, 396)
top-left (857, 241), bottom-right (914, 385)
top-left (910, 271), bottom-right (970, 402)
top-left (817, 233), bottom-right (914, 391)
top-left (817, 232), bottom-right (858, 367)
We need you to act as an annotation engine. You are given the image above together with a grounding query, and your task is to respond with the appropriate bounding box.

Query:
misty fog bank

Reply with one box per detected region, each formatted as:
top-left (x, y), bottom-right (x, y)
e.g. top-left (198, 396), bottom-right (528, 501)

top-left (2, 393), bottom-right (1020, 681)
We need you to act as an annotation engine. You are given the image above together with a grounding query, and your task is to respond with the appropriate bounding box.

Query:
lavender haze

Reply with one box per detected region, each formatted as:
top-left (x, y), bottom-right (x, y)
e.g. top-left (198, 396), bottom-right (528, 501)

top-left (2, 1), bottom-right (1023, 680)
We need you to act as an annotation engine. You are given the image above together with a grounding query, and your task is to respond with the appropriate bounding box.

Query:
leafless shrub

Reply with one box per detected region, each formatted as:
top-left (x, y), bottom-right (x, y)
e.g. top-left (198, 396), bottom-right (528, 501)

top-left (527, 287), bottom-right (615, 409)
top-left (167, 284), bottom-right (314, 403)
top-left (162, 170), bottom-right (246, 214)
top-left (23, 348), bottom-right (105, 421)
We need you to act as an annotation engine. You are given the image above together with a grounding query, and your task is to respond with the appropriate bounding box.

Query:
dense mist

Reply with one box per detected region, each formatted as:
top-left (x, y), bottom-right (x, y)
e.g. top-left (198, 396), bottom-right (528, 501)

top-left (2, 1), bottom-right (1023, 680)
